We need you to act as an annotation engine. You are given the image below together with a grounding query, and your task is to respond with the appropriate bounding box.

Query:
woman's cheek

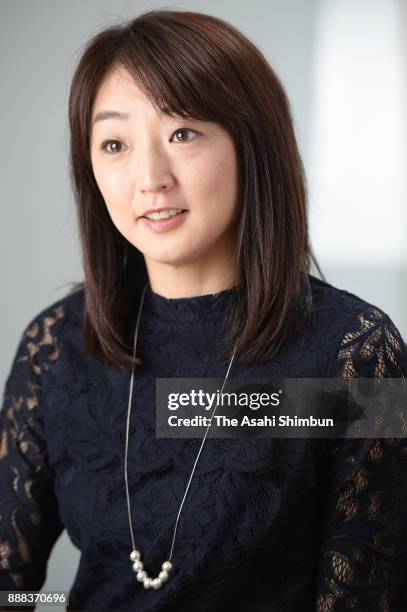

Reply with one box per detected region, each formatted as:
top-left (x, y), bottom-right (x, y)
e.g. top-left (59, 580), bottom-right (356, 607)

top-left (103, 176), bottom-right (129, 210)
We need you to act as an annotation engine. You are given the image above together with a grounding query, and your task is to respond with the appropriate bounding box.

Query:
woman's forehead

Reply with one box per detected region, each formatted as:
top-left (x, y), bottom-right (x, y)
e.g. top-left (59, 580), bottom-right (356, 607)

top-left (91, 67), bottom-right (208, 127)
top-left (91, 69), bottom-right (159, 123)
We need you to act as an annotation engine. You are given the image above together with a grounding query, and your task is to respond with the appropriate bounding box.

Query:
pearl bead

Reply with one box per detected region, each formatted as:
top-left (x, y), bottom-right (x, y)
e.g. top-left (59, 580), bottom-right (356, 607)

top-left (162, 561), bottom-right (172, 572)
top-left (130, 549), bottom-right (141, 562)
top-left (132, 560), bottom-right (144, 572)
top-left (158, 569), bottom-right (169, 581)
top-left (136, 570), bottom-right (147, 582)
top-left (143, 577), bottom-right (153, 589)
top-left (152, 577), bottom-right (162, 589)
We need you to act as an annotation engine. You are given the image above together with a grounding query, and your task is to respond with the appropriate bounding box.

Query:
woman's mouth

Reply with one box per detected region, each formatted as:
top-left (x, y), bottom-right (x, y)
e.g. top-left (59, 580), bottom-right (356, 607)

top-left (140, 210), bottom-right (188, 233)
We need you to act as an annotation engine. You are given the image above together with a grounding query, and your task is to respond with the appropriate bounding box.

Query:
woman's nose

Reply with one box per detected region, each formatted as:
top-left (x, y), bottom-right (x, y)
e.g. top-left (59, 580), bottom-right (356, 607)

top-left (135, 143), bottom-right (174, 194)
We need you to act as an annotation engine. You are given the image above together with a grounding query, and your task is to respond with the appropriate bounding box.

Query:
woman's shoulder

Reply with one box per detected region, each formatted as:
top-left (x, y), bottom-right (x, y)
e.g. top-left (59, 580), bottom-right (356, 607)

top-left (2, 285), bottom-right (87, 430)
top-left (308, 272), bottom-right (399, 330)
top-left (10, 283), bottom-right (86, 380)
top-left (309, 272), bottom-right (377, 313)
top-left (23, 282), bottom-right (84, 339)
top-left (307, 273), bottom-right (407, 378)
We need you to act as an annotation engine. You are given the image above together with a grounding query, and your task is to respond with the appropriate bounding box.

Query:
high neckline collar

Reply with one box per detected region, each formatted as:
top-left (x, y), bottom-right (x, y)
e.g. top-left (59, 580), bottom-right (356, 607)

top-left (141, 283), bottom-right (238, 323)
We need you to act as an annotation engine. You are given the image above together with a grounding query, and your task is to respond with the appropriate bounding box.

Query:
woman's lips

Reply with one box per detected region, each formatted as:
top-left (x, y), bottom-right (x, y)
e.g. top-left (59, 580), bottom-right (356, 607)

top-left (140, 210), bottom-right (188, 233)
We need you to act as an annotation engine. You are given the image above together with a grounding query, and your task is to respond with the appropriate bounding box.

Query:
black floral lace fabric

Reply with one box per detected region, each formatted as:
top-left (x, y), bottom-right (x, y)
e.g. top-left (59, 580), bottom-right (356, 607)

top-left (316, 306), bottom-right (407, 611)
top-left (1, 274), bottom-right (406, 611)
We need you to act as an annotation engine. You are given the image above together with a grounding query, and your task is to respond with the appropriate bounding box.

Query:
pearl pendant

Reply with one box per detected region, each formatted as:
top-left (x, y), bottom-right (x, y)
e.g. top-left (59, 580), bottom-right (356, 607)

top-left (143, 577), bottom-right (153, 589)
top-left (130, 549), bottom-right (141, 562)
top-left (132, 559), bottom-right (144, 572)
top-left (136, 570), bottom-right (147, 582)
top-left (129, 550), bottom-right (173, 589)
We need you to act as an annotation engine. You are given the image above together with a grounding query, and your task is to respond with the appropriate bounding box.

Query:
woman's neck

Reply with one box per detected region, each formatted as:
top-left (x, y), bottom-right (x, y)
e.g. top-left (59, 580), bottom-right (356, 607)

top-left (144, 261), bottom-right (239, 299)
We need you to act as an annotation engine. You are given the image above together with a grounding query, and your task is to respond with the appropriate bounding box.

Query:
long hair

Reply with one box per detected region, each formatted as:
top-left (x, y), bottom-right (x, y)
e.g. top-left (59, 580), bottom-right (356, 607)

top-left (68, 9), bottom-right (324, 371)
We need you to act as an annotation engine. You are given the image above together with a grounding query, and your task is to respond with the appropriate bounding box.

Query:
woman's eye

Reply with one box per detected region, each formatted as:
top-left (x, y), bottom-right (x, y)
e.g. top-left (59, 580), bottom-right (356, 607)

top-left (171, 128), bottom-right (197, 143)
top-left (100, 140), bottom-right (125, 154)
top-left (99, 129), bottom-right (197, 154)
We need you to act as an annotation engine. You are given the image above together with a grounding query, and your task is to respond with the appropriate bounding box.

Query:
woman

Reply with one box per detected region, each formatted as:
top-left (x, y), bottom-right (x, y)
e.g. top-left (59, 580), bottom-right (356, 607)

top-left (1, 9), bottom-right (406, 611)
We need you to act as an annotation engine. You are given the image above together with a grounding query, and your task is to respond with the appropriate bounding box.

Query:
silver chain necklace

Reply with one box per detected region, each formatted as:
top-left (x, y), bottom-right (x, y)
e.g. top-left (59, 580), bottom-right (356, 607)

top-left (124, 281), bottom-right (238, 590)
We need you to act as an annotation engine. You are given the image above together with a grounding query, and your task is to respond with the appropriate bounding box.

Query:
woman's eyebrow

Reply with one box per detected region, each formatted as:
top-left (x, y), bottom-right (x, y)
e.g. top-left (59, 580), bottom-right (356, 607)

top-left (93, 110), bottom-right (130, 125)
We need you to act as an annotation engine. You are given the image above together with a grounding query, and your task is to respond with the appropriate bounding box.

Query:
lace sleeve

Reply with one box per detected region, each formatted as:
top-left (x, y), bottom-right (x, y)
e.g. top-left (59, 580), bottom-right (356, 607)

top-left (315, 307), bottom-right (407, 611)
top-left (0, 308), bottom-right (65, 606)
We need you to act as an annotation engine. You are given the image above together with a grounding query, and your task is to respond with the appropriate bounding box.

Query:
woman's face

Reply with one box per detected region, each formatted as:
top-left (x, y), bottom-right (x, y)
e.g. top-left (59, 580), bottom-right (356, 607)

top-left (90, 66), bottom-right (240, 288)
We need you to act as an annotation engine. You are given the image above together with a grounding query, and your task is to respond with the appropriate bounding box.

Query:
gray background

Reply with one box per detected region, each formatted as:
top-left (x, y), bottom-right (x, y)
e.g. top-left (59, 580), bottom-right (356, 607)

top-left (1, 0), bottom-right (406, 602)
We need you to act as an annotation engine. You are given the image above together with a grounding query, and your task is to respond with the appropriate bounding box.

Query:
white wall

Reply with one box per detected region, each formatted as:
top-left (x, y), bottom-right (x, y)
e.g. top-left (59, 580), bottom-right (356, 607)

top-left (308, 0), bottom-right (407, 329)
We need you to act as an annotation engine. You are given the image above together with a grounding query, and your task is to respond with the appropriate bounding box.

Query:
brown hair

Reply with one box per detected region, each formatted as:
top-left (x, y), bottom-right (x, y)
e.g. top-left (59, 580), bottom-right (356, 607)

top-left (68, 8), bottom-right (324, 371)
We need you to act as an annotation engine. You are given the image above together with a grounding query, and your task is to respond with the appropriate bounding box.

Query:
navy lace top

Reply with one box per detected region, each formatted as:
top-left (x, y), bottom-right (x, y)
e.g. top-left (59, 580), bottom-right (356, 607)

top-left (1, 273), bottom-right (407, 611)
